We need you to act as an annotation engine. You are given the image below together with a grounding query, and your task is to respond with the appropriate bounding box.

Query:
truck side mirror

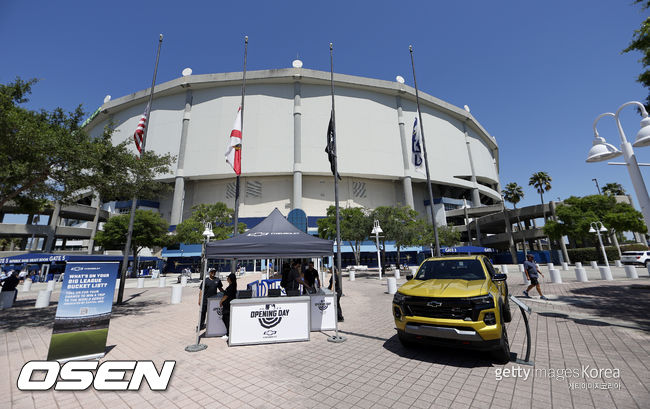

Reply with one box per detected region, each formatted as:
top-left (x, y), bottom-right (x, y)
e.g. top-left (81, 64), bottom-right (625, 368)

top-left (405, 274), bottom-right (413, 281)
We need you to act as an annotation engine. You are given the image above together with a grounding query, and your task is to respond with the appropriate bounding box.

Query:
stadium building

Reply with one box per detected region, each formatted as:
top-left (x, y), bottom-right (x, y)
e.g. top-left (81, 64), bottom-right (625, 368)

top-left (84, 63), bottom-right (501, 238)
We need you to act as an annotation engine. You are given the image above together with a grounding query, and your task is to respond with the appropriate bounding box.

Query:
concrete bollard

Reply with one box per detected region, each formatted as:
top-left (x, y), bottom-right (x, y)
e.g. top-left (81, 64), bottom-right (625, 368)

top-left (137, 277), bottom-right (145, 288)
top-left (22, 279), bottom-right (32, 292)
top-left (575, 268), bottom-right (588, 282)
top-left (0, 290), bottom-right (16, 309)
top-left (349, 270), bottom-right (355, 281)
top-left (171, 285), bottom-right (182, 304)
top-left (624, 265), bottom-right (638, 279)
top-left (547, 263), bottom-right (554, 271)
top-left (394, 269), bottom-right (400, 279)
top-left (549, 269), bottom-right (562, 284)
top-left (521, 271), bottom-right (530, 285)
top-left (387, 277), bottom-right (397, 294)
top-left (561, 262), bottom-right (569, 271)
top-left (159, 277), bottom-right (166, 288)
top-left (518, 264), bottom-right (525, 273)
top-left (575, 262), bottom-right (582, 268)
top-left (410, 266), bottom-right (418, 276)
top-left (35, 290), bottom-right (51, 308)
top-left (615, 260), bottom-right (622, 268)
top-left (500, 265), bottom-right (509, 274)
top-left (590, 261), bottom-right (598, 269)
top-left (599, 266), bottom-right (613, 281)
top-left (181, 276), bottom-right (188, 286)
top-left (46, 280), bottom-right (55, 291)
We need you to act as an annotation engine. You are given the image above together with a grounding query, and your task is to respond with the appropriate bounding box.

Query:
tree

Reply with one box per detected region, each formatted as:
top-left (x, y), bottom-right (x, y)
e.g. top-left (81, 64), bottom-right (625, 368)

top-left (528, 172), bottom-right (552, 205)
top-left (623, 1), bottom-right (650, 108)
top-left (95, 210), bottom-right (170, 273)
top-left (173, 202), bottom-right (246, 244)
top-left (544, 195), bottom-right (646, 248)
top-left (370, 206), bottom-right (421, 269)
top-left (0, 78), bottom-right (175, 211)
top-left (317, 206), bottom-right (372, 265)
top-left (417, 222), bottom-right (460, 252)
top-left (602, 182), bottom-right (626, 196)
top-left (502, 182), bottom-right (524, 208)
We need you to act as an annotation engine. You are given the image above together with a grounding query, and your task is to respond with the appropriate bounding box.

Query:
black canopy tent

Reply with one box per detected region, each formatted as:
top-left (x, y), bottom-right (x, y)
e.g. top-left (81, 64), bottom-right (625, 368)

top-left (205, 209), bottom-right (334, 259)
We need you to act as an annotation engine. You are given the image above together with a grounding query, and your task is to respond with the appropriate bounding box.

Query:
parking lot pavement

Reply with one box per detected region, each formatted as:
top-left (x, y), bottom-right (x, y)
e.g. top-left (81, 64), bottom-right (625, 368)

top-left (1, 272), bottom-right (649, 408)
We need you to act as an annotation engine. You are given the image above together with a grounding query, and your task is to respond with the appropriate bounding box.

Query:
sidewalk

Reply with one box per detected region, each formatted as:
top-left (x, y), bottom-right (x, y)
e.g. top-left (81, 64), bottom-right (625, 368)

top-left (1, 271), bottom-right (649, 408)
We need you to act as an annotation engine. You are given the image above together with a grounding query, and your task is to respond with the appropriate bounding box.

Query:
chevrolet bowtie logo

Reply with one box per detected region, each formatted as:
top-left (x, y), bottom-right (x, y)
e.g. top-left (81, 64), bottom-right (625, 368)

top-left (427, 301), bottom-right (442, 307)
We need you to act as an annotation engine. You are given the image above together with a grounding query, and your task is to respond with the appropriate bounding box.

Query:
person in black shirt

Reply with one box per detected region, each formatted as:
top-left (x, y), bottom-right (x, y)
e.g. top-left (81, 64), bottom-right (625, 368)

top-left (1, 270), bottom-right (20, 305)
top-left (198, 269), bottom-right (223, 330)
top-left (303, 261), bottom-right (320, 290)
top-left (328, 268), bottom-right (344, 322)
top-left (284, 261), bottom-right (311, 294)
top-left (219, 273), bottom-right (237, 338)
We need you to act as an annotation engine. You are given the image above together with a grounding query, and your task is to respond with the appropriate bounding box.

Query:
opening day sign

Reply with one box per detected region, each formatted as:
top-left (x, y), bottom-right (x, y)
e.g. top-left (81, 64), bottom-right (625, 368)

top-left (47, 262), bottom-right (119, 361)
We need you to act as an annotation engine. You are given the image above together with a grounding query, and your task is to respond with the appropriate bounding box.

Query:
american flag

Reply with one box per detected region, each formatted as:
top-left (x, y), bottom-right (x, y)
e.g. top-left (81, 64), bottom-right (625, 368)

top-left (133, 111), bottom-right (147, 154)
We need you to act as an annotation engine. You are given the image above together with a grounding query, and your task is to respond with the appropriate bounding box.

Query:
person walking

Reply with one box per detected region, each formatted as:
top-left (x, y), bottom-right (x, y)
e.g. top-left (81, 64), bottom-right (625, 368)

top-left (523, 254), bottom-right (548, 300)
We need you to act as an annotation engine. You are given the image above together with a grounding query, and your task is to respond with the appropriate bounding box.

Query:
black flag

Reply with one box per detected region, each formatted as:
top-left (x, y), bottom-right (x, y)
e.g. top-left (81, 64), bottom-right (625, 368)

top-left (325, 112), bottom-right (341, 180)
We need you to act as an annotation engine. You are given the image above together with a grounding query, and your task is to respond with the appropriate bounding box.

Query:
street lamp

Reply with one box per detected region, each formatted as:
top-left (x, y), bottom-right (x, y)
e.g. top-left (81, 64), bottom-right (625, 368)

top-left (185, 222), bottom-right (214, 353)
top-left (371, 220), bottom-right (383, 280)
top-left (588, 102), bottom-right (650, 234)
top-left (202, 222), bottom-right (215, 279)
top-left (589, 221), bottom-right (610, 268)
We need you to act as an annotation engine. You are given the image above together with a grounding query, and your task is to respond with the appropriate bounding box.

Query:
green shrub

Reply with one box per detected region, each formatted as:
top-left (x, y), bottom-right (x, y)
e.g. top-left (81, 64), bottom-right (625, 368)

top-left (568, 247), bottom-right (622, 264)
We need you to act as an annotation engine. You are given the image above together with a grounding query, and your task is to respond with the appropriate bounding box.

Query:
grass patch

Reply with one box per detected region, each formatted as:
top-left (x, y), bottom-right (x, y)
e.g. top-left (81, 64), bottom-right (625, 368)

top-left (47, 328), bottom-right (108, 360)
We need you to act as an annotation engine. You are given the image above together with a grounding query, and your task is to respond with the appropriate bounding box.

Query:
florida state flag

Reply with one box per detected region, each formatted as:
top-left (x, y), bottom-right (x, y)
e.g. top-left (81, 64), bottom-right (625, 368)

top-left (225, 107), bottom-right (242, 175)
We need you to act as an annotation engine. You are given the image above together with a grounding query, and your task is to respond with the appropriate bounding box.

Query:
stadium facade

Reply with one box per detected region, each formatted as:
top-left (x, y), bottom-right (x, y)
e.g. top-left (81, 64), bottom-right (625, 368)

top-left (84, 65), bottom-right (501, 232)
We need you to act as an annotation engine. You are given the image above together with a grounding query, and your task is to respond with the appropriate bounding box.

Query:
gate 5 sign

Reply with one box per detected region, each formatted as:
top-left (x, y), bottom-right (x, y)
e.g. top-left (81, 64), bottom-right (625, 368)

top-left (229, 297), bottom-right (310, 346)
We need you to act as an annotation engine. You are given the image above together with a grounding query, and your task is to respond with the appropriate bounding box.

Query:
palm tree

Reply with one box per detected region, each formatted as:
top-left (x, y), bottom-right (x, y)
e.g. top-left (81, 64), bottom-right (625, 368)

top-left (602, 182), bottom-right (626, 196)
top-left (529, 172), bottom-right (552, 205)
top-left (502, 182), bottom-right (524, 208)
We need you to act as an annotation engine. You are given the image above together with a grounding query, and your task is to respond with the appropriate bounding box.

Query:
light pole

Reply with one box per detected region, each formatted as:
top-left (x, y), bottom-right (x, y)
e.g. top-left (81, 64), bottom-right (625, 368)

top-left (185, 222), bottom-right (214, 353)
top-left (371, 220), bottom-right (383, 280)
top-left (589, 221), bottom-right (609, 268)
top-left (592, 178), bottom-right (601, 195)
top-left (588, 101), bottom-right (650, 234)
top-left (201, 222), bottom-right (214, 279)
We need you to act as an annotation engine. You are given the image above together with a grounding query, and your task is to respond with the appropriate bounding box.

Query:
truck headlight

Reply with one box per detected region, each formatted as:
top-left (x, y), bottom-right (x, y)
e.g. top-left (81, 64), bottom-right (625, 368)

top-left (469, 294), bottom-right (494, 311)
top-left (393, 292), bottom-right (407, 305)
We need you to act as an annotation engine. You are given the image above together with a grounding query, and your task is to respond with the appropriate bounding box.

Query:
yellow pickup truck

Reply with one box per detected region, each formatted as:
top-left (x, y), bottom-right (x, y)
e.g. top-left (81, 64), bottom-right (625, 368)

top-left (392, 255), bottom-right (512, 363)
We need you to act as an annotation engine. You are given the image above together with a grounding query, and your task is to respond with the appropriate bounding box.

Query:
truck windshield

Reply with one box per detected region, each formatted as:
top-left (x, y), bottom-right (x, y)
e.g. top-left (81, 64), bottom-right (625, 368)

top-left (415, 259), bottom-right (486, 281)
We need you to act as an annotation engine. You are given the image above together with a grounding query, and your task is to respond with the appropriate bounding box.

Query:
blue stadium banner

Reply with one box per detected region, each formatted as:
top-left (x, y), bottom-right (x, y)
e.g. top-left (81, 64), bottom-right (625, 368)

top-left (47, 262), bottom-right (119, 361)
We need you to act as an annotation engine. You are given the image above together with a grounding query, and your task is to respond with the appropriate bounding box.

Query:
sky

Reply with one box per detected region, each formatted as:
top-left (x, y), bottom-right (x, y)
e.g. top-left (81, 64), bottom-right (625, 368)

top-left (1, 0), bottom-right (649, 210)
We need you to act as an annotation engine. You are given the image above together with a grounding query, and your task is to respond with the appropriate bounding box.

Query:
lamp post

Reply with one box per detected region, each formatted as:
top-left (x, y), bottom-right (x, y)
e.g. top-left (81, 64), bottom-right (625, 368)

top-left (589, 221), bottom-right (609, 268)
top-left (592, 178), bottom-right (601, 195)
top-left (371, 220), bottom-right (383, 279)
top-left (201, 222), bottom-right (215, 279)
top-left (588, 101), bottom-right (650, 234)
top-left (185, 222), bottom-right (214, 353)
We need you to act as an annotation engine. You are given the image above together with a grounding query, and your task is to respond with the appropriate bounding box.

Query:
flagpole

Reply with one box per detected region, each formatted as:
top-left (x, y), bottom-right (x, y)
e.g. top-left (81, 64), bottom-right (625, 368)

top-left (232, 36), bottom-right (247, 238)
top-left (327, 42), bottom-right (346, 344)
top-left (117, 34), bottom-right (163, 304)
top-left (409, 44), bottom-right (441, 257)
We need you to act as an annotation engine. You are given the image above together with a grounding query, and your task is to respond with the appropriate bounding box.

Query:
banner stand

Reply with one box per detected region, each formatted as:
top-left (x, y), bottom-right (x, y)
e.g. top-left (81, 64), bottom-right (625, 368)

top-left (47, 262), bottom-right (119, 362)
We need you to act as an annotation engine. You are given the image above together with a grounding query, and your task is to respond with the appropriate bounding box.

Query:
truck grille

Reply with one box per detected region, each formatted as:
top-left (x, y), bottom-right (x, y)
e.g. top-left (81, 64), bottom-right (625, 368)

top-left (404, 297), bottom-right (474, 320)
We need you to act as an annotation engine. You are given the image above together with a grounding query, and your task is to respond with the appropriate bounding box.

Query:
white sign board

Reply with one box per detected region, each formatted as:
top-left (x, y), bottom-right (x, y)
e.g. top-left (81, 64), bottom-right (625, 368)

top-left (205, 296), bottom-right (227, 337)
top-left (229, 297), bottom-right (310, 346)
top-left (310, 292), bottom-right (336, 331)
